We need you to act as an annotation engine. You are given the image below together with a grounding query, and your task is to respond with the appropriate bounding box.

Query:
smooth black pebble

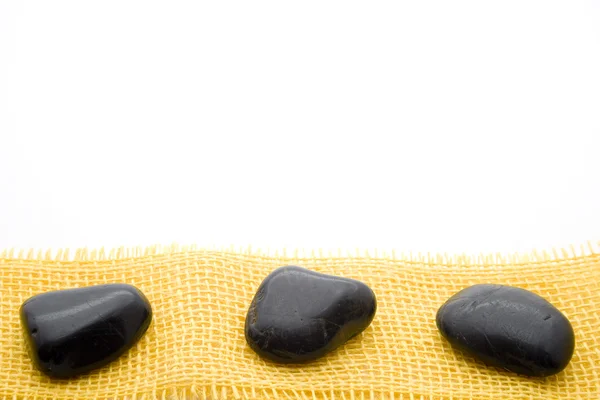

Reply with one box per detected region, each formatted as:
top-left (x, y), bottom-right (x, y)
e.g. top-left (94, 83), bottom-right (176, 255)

top-left (436, 284), bottom-right (575, 377)
top-left (245, 266), bottom-right (377, 363)
top-left (20, 283), bottom-right (152, 378)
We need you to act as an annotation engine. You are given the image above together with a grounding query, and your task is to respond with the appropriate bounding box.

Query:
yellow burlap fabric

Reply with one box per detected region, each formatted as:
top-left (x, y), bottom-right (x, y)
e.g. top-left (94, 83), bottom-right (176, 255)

top-left (1, 244), bottom-right (599, 399)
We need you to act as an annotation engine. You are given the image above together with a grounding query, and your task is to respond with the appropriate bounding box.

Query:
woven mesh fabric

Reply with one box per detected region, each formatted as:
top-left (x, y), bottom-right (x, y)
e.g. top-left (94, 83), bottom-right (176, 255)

top-left (1, 245), bottom-right (599, 400)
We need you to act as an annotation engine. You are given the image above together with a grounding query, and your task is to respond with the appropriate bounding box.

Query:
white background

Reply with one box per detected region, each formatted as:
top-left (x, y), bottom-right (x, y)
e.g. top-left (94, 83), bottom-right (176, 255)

top-left (1, 1), bottom-right (599, 255)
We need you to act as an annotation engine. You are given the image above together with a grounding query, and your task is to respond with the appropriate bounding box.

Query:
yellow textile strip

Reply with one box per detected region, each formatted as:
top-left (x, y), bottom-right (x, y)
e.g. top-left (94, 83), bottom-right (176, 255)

top-left (1, 244), bottom-right (599, 400)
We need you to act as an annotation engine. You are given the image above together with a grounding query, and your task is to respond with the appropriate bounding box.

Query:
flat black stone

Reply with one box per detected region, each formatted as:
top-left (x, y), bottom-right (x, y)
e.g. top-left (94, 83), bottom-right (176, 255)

top-left (20, 283), bottom-right (152, 378)
top-left (245, 266), bottom-right (377, 363)
top-left (436, 284), bottom-right (575, 377)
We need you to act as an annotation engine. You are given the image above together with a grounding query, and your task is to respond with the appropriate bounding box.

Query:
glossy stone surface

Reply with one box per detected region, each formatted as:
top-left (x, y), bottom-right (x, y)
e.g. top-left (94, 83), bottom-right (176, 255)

top-left (20, 283), bottom-right (152, 378)
top-left (245, 266), bottom-right (377, 363)
top-left (436, 284), bottom-right (575, 377)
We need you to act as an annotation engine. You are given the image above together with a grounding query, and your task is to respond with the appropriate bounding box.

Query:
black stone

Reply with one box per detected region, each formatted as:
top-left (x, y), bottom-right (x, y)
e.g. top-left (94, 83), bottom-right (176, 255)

top-left (245, 266), bottom-right (377, 363)
top-left (20, 283), bottom-right (152, 378)
top-left (436, 284), bottom-right (575, 377)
